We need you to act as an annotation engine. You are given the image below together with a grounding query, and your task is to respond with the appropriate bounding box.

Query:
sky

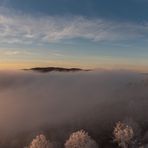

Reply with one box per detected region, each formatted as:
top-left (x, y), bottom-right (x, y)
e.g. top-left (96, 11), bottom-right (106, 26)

top-left (0, 0), bottom-right (148, 71)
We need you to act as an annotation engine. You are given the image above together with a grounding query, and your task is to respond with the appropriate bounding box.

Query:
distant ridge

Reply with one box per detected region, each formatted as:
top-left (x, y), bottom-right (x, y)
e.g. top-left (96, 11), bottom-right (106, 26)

top-left (23, 67), bottom-right (90, 73)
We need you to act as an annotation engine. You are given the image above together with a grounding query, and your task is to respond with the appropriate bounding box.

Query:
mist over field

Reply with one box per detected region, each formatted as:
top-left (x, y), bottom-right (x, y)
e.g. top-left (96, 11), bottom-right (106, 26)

top-left (0, 70), bottom-right (148, 147)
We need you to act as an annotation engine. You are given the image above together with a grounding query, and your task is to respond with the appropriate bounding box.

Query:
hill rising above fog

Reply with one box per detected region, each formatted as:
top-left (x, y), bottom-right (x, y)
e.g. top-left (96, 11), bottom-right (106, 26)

top-left (23, 67), bottom-right (89, 73)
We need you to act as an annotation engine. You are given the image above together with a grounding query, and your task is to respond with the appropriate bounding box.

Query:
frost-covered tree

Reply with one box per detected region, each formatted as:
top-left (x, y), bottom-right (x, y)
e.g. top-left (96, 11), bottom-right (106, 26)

top-left (123, 118), bottom-right (141, 148)
top-left (65, 130), bottom-right (98, 148)
top-left (28, 134), bottom-right (53, 148)
top-left (113, 121), bottom-right (134, 148)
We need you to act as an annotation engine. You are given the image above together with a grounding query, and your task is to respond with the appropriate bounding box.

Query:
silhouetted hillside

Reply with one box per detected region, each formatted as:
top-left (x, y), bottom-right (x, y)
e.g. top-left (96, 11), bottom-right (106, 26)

top-left (24, 67), bottom-right (89, 73)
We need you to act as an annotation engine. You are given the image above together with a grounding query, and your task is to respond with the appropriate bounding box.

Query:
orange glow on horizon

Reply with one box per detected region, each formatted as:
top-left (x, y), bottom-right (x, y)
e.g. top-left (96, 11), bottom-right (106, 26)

top-left (0, 61), bottom-right (148, 73)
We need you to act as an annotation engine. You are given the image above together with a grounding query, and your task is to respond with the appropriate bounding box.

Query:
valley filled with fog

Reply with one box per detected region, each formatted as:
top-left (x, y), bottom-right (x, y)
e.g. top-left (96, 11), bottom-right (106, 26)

top-left (0, 70), bottom-right (148, 148)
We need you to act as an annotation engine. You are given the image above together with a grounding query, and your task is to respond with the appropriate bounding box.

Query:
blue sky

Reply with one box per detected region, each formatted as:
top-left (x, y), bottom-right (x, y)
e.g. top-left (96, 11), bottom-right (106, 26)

top-left (1, 0), bottom-right (148, 21)
top-left (0, 0), bottom-right (148, 71)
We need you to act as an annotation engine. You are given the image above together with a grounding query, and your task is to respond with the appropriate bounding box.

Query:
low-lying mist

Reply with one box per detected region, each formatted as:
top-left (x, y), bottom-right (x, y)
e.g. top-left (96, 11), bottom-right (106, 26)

top-left (0, 70), bottom-right (148, 147)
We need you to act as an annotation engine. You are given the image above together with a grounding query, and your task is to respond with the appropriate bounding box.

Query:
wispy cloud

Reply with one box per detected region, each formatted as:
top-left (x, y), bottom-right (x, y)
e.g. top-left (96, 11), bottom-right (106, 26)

top-left (0, 49), bottom-right (32, 56)
top-left (0, 7), bottom-right (148, 45)
top-left (48, 50), bottom-right (65, 57)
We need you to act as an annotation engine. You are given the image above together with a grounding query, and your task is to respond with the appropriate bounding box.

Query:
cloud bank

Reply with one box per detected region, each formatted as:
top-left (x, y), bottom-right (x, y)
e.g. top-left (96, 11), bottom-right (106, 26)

top-left (0, 70), bottom-right (147, 132)
top-left (0, 7), bottom-right (148, 45)
top-left (0, 70), bottom-right (148, 147)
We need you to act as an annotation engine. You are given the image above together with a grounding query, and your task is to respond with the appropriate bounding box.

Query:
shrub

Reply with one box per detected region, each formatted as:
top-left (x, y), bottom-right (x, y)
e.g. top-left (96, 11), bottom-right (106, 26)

top-left (65, 130), bottom-right (98, 148)
top-left (28, 134), bottom-right (53, 148)
top-left (113, 121), bottom-right (134, 148)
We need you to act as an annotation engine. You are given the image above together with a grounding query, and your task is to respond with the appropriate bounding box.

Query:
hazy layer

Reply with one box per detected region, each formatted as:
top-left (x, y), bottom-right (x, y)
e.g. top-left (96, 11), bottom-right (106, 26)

top-left (0, 70), bottom-right (146, 134)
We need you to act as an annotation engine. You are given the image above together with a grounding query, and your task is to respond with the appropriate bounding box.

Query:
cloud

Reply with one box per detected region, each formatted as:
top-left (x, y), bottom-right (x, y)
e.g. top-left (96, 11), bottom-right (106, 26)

top-left (4, 50), bottom-right (20, 55)
top-left (48, 50), bottom-right (65, 57)
top-left (0, 7), bottom-right (148, 45)
top-left (0, 70), bottom-right (146, 133)
top-left (0, 49), bottom-right (32, 56)
top-left (0, 70), bottom-right (148, 147)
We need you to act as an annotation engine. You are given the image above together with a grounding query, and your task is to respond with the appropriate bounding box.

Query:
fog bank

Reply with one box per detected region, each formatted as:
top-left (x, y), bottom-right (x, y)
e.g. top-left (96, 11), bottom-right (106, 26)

top-left (0, 70), bottom-right (148, 147)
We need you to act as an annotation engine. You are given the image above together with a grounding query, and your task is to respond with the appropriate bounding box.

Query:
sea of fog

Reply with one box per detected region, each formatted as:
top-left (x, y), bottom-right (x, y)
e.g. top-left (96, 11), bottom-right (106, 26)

top-left (0, 70), bottom-right (148, 147)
